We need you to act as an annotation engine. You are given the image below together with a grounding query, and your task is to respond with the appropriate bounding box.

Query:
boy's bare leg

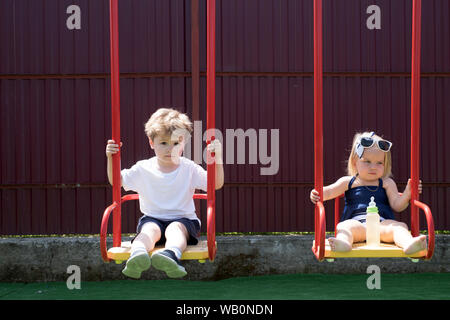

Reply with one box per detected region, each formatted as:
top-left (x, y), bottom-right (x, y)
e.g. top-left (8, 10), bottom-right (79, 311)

top-left (151, 222), bottom-right (189, 278)
top-left (131, 222), bottom-right (161, 254)
top-left (380, 220), bottom-right (427, 254)
top-left (123, 222), bottom-right (161, 279)
top-left (164, 222), bottom-right (189, 255)
top-left (328, 220), bottom-right (365, 252)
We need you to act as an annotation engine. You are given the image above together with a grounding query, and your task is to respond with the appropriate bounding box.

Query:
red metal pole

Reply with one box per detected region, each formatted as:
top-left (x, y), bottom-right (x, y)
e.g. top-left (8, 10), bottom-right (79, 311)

top-left (191, 0), bottom-right (200, 122)
top-left (410, 0), bottom-right (421, 237)
top-left (191, 0), bottom-right (201, 218)
top-left (313, 0), bottom-right (323, 254)
top-left (206, 0), bottom-right (216, 195)
top-left (109, 0), bottom-right (121, 247)
top-left (313, 0), bottom-right (323, 199)
top-left (206, 0), bottom-right (216, 260)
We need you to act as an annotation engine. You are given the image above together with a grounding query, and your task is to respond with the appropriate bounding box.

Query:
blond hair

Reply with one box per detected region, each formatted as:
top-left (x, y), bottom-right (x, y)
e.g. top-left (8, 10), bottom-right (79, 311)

top-left (347, 131), bottom-right (392, 178)
top-left (144, 108), bottom-right (193, 140)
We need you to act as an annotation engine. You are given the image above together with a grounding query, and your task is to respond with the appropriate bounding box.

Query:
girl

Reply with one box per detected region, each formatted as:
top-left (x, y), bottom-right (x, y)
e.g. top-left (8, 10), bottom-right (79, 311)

top-left (310, 131), bottom-right (427, 254)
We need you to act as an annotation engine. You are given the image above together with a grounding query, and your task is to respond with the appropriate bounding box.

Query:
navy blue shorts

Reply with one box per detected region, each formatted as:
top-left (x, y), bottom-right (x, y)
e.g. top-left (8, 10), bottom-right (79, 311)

top-left (135, 215), bottom-right (200, 246)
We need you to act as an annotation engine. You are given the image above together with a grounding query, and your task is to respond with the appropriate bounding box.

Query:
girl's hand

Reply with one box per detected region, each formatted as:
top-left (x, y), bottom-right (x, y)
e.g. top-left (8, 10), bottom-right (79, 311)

top-left (404, 179), bottom-right (423, 197)
top-left (310, 189), bottom-right (320, 204)
top-left (106, 140), bottom-right (122, 158)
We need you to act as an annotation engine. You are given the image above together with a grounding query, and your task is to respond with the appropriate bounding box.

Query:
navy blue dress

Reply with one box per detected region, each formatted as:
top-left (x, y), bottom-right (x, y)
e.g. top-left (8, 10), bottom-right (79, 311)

top-left (341, 176), bottom-right (395, 223)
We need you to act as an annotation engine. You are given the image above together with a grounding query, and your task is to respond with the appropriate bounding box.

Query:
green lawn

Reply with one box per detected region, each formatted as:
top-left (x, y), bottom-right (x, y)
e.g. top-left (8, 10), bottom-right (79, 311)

top-left (1, 273), bottom-right (448, 300)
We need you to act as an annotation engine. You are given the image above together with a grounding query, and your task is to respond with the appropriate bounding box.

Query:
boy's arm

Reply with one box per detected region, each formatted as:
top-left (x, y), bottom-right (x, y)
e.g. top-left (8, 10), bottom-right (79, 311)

top-left (215, 163), bottom-right (224, 190)
top-left (207, 140), bottom-right (224, 190)
top-left (106, 140), bottom-right (122, 187)
top-left (107, 156), bottom-right (113, 185)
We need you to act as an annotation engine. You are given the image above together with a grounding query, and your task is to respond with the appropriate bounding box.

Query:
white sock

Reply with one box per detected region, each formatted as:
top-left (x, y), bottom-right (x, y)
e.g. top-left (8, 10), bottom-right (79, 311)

top-left (130, 244), bottom-right (147, 259)
top-left (167, 247), bottom-right (182, 260)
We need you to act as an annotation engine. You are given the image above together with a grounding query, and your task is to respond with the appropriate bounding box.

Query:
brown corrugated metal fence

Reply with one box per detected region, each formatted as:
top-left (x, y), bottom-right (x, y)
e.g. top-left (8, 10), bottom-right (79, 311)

top-left (1, 0), bottom-right (449, 235)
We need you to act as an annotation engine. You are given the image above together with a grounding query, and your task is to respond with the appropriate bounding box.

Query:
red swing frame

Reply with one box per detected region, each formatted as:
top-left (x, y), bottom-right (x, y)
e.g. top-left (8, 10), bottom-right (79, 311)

top-left (100, 0), bottom-right (217, 263)
top-left (312, 0), bottom-right (435, 261)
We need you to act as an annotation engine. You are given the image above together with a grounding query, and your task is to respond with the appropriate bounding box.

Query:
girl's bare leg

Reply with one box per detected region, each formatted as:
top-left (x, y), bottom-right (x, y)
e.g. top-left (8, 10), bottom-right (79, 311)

top-left (328, 219), bottom-right (366, 252)
top-left (380, 220), bottom-right (427, 254)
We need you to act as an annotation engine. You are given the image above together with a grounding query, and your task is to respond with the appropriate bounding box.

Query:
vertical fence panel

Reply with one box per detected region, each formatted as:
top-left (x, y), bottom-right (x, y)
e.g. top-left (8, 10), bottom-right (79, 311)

top-left (0, 0), bottom-right (448, 235)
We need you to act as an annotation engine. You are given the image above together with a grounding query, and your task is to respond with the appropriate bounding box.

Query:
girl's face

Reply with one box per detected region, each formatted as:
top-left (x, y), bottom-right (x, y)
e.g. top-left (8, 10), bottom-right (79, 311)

top-left (354, 146), bottom-right (385, 182)
top-left (149, 132), bottom-right (185, 166)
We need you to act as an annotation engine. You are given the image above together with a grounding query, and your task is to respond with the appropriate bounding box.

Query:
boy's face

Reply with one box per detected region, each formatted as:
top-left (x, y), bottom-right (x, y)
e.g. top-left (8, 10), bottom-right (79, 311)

top-left (149, 132), bottom-right (185, 165)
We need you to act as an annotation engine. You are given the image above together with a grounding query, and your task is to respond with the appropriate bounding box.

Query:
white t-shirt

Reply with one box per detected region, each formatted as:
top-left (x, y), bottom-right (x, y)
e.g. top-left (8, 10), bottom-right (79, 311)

top-left (121, 157), bottom-right (207, 223)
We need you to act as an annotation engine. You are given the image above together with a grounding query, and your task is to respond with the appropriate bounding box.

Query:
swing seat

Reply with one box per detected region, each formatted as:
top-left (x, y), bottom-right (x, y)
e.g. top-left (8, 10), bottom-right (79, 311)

top-left (107, 240), bottom-right (217, 264)
top-left (101, 193), bottom-right (217, 263)
top-left (312, 198), bottom-right (435, 261)
top-left (313, 240), bottom-right (427, 259)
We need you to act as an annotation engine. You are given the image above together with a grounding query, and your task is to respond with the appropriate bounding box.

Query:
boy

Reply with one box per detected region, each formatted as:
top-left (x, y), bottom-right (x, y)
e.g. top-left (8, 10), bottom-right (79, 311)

top-left (106, 108), bottom-right (224, 279)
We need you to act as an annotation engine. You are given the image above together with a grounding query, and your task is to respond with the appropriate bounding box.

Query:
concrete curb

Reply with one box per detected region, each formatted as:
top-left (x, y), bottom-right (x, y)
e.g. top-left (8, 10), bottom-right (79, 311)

top-left (0, 235), bottom-right (448, 282)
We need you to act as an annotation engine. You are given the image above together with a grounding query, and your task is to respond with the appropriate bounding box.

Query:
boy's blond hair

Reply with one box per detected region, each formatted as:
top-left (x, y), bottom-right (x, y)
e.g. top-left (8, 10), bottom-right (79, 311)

top-left (347, 131), bottom-right (392, 178)
top-left (144, 108), bottom-right (193, 141)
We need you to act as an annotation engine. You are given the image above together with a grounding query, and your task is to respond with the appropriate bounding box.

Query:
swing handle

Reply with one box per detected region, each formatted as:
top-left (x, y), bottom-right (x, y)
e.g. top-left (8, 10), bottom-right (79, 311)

top-left (312, 201), bottom-right (326, 261)
top-left (413, 200), bottom-right (435, 260)
top-left (100, 193), bottom-right (215, 263)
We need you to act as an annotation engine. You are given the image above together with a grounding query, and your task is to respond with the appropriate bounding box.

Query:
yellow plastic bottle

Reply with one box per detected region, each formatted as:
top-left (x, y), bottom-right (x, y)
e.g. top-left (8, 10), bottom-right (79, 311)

top-left (366, 196), bottom-right (380, 247)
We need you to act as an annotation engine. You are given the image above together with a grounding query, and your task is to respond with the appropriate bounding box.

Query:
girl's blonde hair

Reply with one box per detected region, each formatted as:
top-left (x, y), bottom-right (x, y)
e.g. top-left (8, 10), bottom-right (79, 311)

top-left (144, 108), bottom-right (193, 140)
top-left (347, 131), bottom-right (392, 178)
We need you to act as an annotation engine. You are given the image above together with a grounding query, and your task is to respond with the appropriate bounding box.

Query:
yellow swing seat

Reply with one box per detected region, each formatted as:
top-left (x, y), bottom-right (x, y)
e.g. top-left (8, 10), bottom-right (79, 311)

top-left (101, 194), bottom-right (218, 264)
top-left (312, 199), bottom-right (435, 261)
top-left (107, 240), bottom-right (217, 264)
top-left (314, 239), bottom-right (427, 259)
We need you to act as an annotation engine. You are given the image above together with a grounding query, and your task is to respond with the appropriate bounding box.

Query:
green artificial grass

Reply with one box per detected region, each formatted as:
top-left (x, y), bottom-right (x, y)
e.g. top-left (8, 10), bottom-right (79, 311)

top-left (1, 273), bottom-right (449, 300)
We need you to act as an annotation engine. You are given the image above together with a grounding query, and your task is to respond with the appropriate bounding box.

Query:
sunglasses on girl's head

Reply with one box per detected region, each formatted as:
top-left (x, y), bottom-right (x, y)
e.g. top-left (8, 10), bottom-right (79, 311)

top-left (355, 132), bottom-right (392, 158)
top-left (359, 136), bottom-right (392, 152)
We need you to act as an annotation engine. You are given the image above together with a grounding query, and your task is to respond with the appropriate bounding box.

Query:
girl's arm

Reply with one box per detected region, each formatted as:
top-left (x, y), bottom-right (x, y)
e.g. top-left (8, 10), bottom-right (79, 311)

top-left (310, 176), bottom-right (351, 204)
top-left (384, 178), bottom-right (422, 212)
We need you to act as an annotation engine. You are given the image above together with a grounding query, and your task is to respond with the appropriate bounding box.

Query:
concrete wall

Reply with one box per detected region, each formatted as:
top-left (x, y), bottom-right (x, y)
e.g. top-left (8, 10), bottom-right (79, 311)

top-left (0, 235), bottom-right (448, 282)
